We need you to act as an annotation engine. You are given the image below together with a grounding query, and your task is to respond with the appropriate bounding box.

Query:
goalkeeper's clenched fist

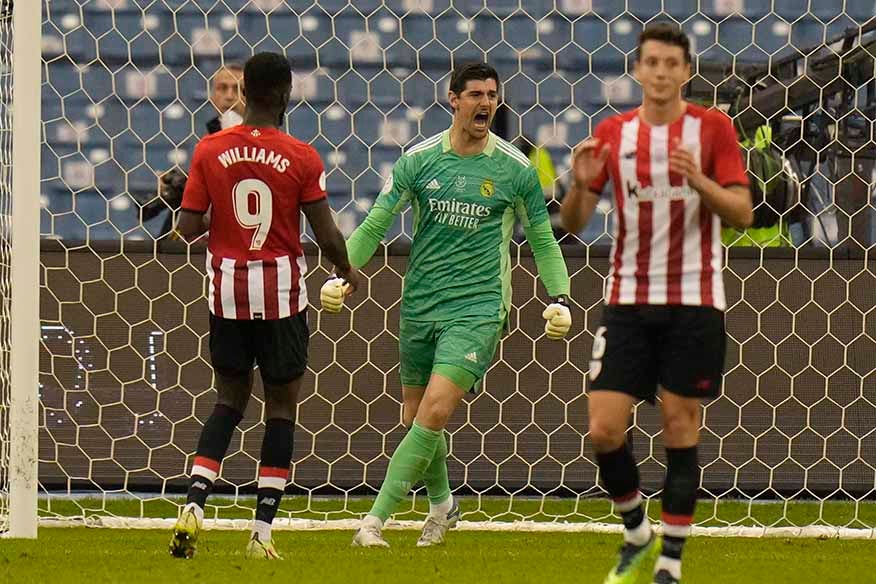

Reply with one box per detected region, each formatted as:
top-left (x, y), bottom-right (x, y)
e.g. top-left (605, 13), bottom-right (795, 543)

top-left (542, 296), bottom-right (572, 340)
top-left (320, 270), bottom-right (359, 313)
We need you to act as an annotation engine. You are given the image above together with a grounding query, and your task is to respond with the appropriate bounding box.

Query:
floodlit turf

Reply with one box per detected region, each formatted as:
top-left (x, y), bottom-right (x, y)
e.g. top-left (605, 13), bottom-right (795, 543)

top-left (21, 496), bottom-right (874, 582)
top-left (39, 495), bottom-right (876, 529)
top-left (1, 527), bottom-right (874, 584)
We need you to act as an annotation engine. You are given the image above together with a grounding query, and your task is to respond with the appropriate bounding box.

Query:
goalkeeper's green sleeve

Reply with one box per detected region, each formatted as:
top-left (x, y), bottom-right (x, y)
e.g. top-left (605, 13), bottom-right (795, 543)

top-left (345, 207), bottom-right (395, 269)
top-left (523, 219), bottom-right (570, 298)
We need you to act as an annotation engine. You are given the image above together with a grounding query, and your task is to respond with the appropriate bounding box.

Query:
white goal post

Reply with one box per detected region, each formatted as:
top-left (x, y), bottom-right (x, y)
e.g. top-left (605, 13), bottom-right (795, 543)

top-left (3, 0), bottom-right (41, 539)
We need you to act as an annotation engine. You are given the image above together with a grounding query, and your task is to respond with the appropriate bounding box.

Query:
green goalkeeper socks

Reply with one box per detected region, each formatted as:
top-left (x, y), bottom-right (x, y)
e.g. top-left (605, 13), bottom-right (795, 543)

top-left (369, 421), bottom-right (442, 523)
top-left (422, 430), bottom-right (451, 506)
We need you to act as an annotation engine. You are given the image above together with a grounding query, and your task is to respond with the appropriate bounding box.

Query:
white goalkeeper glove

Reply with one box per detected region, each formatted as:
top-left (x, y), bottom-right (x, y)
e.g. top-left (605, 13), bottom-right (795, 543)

top-left (320, 276), bottom-right (351, 313)
top-left (542, 297), bottom-right (572, 340)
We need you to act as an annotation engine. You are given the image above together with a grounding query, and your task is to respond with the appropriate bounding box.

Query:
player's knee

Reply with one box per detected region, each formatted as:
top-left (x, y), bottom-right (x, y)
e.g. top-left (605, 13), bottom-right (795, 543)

top-left (402, 408), bottom-right (416, 428)
top-left (662, 409), bottom-right (699, 446)
top-left (263, 377), bottom-right (302, 422)
top-left (415, 402), bottom-right (453, 430)
top-left (264, 393), bottom-right (298, 422)
top-left (588, 419), bottom-right (626, 452)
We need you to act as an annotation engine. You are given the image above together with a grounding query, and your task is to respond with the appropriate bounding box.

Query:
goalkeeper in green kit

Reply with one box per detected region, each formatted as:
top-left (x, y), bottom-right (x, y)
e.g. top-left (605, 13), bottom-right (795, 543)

top-left (321, 63), bottom-right (571, 548)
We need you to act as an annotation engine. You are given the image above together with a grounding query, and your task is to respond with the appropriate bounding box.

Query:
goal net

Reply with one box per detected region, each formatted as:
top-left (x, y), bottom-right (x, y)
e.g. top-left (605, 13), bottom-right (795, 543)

top-left (12, 0), bottom-right (876, 537)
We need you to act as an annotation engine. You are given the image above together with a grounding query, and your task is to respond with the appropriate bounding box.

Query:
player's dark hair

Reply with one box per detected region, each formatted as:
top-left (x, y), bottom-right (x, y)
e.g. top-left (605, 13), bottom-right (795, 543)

top-left (637, 22), bottom-right (692, 63)
top-left (449, 62), bottom-right (501, 96)
top-left (243, 52), bottom-right (293, 112)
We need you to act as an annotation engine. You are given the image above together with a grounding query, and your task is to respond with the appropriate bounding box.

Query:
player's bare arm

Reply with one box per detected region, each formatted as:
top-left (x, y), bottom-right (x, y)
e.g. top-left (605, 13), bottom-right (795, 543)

top-left (668, 143), bottom-right (753, 229)
top-left (177, 208), bottom-right (210, 240)
top-left (560, 137), bottom-right (610, 234)
top-left (302, 198), bottom-right (360, 292)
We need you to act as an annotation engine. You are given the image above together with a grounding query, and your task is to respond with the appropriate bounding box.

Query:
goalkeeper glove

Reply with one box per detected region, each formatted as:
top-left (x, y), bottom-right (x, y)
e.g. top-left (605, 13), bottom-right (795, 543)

top-left (542, 296), bottom-right (572, 340)
top-left (320, 276), bottom-right (351, 313)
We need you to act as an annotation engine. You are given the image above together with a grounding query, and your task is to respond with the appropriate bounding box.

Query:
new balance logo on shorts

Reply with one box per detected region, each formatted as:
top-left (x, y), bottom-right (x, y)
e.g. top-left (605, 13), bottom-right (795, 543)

top-left (426, 178), bottom-right (441, 190)
top-left (465, 352), bottom-right (478, 363)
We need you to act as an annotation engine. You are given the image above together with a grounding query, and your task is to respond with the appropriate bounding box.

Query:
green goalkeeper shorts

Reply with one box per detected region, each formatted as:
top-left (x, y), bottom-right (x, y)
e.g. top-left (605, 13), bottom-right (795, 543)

top-left (399, 316), bottom-right (504, 392)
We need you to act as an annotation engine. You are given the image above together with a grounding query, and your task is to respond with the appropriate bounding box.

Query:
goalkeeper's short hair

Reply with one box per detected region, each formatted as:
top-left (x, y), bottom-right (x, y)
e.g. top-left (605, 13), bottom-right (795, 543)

top-left (449, 62), bottom-right (501, 97)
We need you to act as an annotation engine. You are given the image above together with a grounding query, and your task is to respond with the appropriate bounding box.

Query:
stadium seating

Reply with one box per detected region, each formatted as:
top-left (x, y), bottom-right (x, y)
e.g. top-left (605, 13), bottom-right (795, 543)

top-left (39, 0), bottom-right (869, 241)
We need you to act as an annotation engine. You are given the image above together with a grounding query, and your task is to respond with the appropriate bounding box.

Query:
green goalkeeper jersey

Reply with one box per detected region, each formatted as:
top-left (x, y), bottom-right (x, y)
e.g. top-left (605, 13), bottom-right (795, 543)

top-left (347, 130), bottom-right (569, 322)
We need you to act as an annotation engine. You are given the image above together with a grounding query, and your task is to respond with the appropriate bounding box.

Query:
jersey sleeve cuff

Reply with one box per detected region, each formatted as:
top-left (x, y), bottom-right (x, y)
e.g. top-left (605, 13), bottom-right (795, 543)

top-left (180, 206), bottom-right (208, 214)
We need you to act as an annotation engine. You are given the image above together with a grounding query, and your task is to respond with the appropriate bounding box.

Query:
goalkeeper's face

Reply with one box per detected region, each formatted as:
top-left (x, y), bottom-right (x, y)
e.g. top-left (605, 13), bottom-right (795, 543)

top-left (450, 79), bottom-right (499, 140)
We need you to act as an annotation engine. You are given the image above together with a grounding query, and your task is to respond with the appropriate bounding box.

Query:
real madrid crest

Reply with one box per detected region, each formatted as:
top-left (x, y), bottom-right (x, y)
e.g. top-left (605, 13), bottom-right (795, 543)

top-left (480, 178), bottom-right (495, 198)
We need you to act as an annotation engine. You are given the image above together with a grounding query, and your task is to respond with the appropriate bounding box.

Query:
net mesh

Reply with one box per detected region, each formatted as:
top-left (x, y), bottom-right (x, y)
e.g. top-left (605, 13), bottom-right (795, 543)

top-left (28, 0), bottom-right (876, 534)
top-left (0, 0), bottom-right (13, 534)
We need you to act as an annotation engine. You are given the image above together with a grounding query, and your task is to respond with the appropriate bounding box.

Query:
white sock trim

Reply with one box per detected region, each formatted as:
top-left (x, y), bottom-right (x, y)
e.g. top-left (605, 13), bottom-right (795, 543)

top-left (252, 519), bottom-right (272, 542)
top-left (363, 514), bottom-right (384, 529)
top-left (623, 518), bottom-right (651, 546)
top-left (183, 502), bottom-right (204, 523)
top-left (429, 494), bottom-right (453, 517)
top-left (613, 492), bottom-right (642, 513)
top-left (655, 556), bottom-right (682, 580)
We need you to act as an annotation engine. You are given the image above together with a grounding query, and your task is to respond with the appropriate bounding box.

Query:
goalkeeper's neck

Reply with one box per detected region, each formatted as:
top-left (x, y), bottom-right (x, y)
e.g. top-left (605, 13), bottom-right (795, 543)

top-left (448, 123), bottom-right (490, 157)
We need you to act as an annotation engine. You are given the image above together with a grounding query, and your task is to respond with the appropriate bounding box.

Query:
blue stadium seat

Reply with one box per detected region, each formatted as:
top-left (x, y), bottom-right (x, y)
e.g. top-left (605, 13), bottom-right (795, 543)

top-left (560, 18), bottom-right (612, 71)
top-left (717, 18), bottom-right (755, 55)
top-left (171, 0), bottom-right (252, 14)
top-left (528, 14), bottom-right (569, 55)
top-left (346, 107), bottom-right (381, 146)
top-left (617, 0), bottom-right (665, 21)
top-left (240, 9), bottom-right (302, 49)
top-left (321, 110), bottom-right (355, 148)
top-left (790, 18), bottom-right (826, 52)
top-left (288, 106), bottom-right (321, 144)
top-left (397, 13), bottom-right (434, 49)
top-left (773, 0), bottom-right (860, 22)
top-left (419, 104), bottom-right (453, 137)
top-left (49, 211), bottom-right (88, 241)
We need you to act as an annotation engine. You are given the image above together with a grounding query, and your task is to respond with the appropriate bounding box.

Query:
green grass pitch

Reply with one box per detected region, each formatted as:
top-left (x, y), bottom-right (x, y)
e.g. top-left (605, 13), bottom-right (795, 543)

top-left (1, 496), bottom-right (873, 583)
top-left (2, 527), bottom-right (874, 584)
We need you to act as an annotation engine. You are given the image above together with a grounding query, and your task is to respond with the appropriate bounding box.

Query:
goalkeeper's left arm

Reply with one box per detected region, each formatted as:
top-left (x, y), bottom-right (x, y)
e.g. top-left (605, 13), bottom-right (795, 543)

top-left (515, 166), bottom-right (572, 340)
top-left (523, 219), bottom-right (572, 340)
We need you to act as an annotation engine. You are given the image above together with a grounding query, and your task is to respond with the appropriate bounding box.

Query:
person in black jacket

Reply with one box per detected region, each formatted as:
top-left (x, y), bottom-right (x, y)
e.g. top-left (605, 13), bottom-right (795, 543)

top-left (139, 63), bottom-right (245, 238)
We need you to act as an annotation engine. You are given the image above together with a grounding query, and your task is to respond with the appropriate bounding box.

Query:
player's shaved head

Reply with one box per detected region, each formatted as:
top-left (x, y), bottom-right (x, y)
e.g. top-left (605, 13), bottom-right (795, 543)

top-left (243, 52), bottom-right (293, 115)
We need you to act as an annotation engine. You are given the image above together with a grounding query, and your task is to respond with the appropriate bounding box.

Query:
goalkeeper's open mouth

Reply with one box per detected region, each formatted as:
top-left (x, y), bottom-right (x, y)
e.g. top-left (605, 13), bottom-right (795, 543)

top-left (472, 110), bottom-right (491, 130)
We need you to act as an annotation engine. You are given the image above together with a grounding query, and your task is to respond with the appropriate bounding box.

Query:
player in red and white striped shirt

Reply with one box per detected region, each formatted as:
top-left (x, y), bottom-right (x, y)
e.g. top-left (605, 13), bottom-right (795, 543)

top-left (170, 52), bottom-right (358, 561)
top-left (561, 24), bottom-right (752, 584)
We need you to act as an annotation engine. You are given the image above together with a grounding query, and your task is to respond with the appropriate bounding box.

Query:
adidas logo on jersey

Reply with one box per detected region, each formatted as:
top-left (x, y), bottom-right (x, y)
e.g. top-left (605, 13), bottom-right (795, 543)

top-left (465, 352), bottom-right (478, 363)
top-left (426, 178), bottom-right (441, 190)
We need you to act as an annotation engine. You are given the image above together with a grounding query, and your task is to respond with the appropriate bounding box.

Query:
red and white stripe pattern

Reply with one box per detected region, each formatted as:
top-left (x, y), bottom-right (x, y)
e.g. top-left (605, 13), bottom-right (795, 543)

top-left (606, 112), bottom-right (726, 311)
top-left (613, 490), bottom-right (643, 513)
top-left (191, 455), bottom-right (220, 483)
top-left (206, 250), bottom-right (308, 320)
top-left (258, 466), bottom-right (289, 491)
top-left (662, 512), bottom-right (693, 538)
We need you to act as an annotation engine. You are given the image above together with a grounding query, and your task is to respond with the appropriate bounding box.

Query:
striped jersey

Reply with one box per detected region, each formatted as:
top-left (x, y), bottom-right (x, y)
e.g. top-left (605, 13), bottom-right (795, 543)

top-left (181, 125), bottom-right (327, 320)
top-left (590, 104), bottom-right (749, 311)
